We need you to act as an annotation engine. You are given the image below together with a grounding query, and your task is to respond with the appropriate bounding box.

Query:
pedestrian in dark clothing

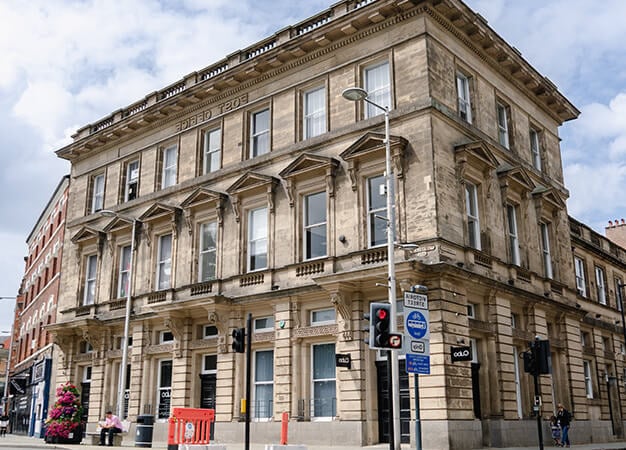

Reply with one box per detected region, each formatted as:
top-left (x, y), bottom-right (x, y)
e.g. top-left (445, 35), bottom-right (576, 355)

top-left (556, 403), bottom-right (572, 447)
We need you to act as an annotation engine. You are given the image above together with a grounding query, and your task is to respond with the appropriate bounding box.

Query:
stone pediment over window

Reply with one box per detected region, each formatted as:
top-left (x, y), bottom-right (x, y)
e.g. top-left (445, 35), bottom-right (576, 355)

top-left (71, 226), bottom-right (104, 245)
top-left (454, 141), bottom-right (499, 181)
top-left (226, 171), bottom-right (278, 222)
top-left (497, 164), bottom-right (535, 202)
top-left (180, 187), bottom-right (227, 231)
top-left (279, 154), bottom-right (339, 206)
top-left (532, 185), bottom-right (567, 218)
top-left (340, 132), bottom-right (408, 190)
top-left (103, 216), bottom-right (133, 234)
top-left (138, 203), bottom-right (182, 223)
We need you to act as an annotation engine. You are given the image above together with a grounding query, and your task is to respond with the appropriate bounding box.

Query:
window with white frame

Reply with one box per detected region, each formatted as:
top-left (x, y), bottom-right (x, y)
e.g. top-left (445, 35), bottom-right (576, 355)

top-left (161, 145), bottom-right (178, 188)
top-left (364, 61), bottom-right (390, 118)
top-left (254, 317), bottom-right (273, 332)
top-left (311, 308), bottom-right (336, 325)
top-left (156, 234), bottom-right (172, 290)
top-left (203, 325), bottom-right (218, 339)
top-left (511, 313), bottom-right (519, 328)
top-left (160, 330), bottom-right (174, 343)
top-left (157, 359), bottom-right (173, 419)
top-left (202, 354), bottom-right (217, 374)
top-left (616, 278), bottom-right (624, 312)
top-left (456, 72), bottom-right (472, 123)
top-left (203, 128), bottom-right (221, 174)
top-left (312, 343), bottom-right (336, 418)
top-left (118, 245), bottom-right (131, 298)
top-left (583, 360), bottom-right (594, 398)
top-left (199, 222), bottom-right (217, 282)
top-left (529, 128), bottom-right (542, 171)
top-left (575, 256), bottom-right (587, 297)
top-left (83, 254), bottom-right (97, 305)
top-left (506, 205), bottom-right (520, 266)
top-left (465, 182), bottom-right (481, 250)
top-left (248, 207), bottom-right (268, 271)
top-left (467, 303), bottom-right (476, 319)
top-left (303, 191), bottom-right (326, 260)
top-left (497, 102), bottom-right (510, 149)
top-left (91, 173), bottom-right (105, 213)
top-left (254, 350), bottom-right (274, 419)
top-left (250, 108), bottom-right (270, 157)
top-left (367, 175), bottom-right (387, 247)
top-left (539, 223), bottom-right (553, 279)
top-left (303, 86), bottom-right (326, 139)
top-left (82, 366), bottom-right (92, 382)
top-left (124, 160), bottom-right (140, 202)
top-left (595, 266), bottom-right (607, 305)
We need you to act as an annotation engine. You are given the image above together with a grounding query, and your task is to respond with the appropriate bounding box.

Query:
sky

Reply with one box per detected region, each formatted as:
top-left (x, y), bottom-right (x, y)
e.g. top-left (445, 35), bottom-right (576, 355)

top-left (0, 0), bottom-right (624, 332)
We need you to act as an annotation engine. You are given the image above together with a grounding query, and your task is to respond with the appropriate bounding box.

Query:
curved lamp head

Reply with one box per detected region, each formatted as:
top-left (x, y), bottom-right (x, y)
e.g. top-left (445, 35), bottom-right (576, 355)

top-left (342, 87), bottom-right (369, 102)
top-left (100, 209), bottom-right (118, 218)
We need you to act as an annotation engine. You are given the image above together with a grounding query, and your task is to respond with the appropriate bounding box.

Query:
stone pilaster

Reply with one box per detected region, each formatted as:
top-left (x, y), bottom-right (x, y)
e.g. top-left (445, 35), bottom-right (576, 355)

top-left (169, 317), bottom-right (192, 409)
top-left (273, 299), bottom-right (293, 418)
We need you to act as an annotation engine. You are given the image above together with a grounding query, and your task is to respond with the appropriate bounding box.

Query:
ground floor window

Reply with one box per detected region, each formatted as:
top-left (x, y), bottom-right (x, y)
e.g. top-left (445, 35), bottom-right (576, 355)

top-left (312, 343), bottom-right (335, 419)
top-left (157, 359), bottom-right (172, 419)
top-left (254, 350), bottom-right (274, 419)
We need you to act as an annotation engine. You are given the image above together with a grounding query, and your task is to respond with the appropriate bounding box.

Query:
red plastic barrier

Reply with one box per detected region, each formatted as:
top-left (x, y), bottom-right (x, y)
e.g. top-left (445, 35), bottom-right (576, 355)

top-left (167, 407), bottom-right (215, 449)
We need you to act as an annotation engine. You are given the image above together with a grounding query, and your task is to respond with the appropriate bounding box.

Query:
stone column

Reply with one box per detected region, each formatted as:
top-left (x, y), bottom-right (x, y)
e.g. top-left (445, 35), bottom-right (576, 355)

top-left (169, 317), bottom-right (192, 409)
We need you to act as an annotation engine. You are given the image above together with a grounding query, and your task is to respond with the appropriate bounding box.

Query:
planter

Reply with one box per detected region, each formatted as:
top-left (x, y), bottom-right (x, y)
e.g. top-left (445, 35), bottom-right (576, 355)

top-left (45, 428), bottom-right (83, 444)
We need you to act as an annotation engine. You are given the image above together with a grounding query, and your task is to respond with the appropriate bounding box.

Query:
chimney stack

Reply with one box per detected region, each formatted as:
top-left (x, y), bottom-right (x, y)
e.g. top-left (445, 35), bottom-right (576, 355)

top-left (606, 218), bottom-right (626, 249)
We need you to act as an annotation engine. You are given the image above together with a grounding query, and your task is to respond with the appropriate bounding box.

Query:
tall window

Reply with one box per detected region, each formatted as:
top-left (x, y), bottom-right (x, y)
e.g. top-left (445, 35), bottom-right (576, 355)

top-left (595, 266), bottom-right (607, 305)
top-left (456, 72), bottom-right (472, 123)
top-left (161, 145), bottom-right (178, 188)
top-left (497, 102), bottom-right (510, 149)
top-left (250, 109), bottom-right (270, 157)
top-left (574, 256), bottom-right (587, 297)
top-left (203, 128), bottom-right (221, 174)
top-left (199, 222), bottom-right (217, 281)
top-left (83, 255), bottom-right (97, 305)
top-left (583, 360), bottom-right (594, 399)
top-left (248, 207), bottom-right (268, 271)
top-left (303, 192), bottom-right (326, 260)
top-left (465, 182), bottom-right (481, 250)
top-left (91, 174), bottom-right (105, 213)
top-left (125, 160), bottom-right (139, 202)
top-left (254, 350), bottom-right (274, 419)
top-left (506, 205), bottom-right (520, 265)
top-left (616, 278), bottom-right (624, 312)
top-left (529, 128), bottom-right (542, 171)
top-left (157, 359), bottom-right (173, 419)
top-left (156, 234), bottom-right (172, 290)
top-left (367, 175), bottom-right (387, 247)
top-left (303, 87), bottom-right (326, 139)
top-left (364, 61), bottom-right (390, 118)
top-left (118, 245), bottom-right (131, 298)
top-left (312, 343), bottom-right (336, 418)
top-left (540, 223), bottom-right (553, 279)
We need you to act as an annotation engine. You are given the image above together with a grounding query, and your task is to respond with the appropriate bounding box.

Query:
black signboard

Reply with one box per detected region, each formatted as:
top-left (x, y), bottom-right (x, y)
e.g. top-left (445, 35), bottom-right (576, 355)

top-left (451, 345), bottom-right (472, 362)
top-left (9, 378), bottom-right (26, 395)
top-left (335, 353), bottom-right (352, 369)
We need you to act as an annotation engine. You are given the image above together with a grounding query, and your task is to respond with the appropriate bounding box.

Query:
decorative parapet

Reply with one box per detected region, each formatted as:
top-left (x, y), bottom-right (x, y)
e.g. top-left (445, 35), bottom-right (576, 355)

top-left (295, 260), bottom-right (325, 277)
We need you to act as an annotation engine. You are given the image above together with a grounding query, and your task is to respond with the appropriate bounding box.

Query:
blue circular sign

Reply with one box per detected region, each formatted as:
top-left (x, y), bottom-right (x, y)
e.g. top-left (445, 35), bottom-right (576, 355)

top-left (406, 311), bottom-right (427, 339)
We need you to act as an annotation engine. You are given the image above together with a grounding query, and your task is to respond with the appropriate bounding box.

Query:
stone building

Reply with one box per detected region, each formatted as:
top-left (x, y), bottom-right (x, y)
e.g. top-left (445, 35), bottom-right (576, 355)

top-left (47, 0), bottom-right (626, 448)
top-left (8, 175), bottom-right (69, 437)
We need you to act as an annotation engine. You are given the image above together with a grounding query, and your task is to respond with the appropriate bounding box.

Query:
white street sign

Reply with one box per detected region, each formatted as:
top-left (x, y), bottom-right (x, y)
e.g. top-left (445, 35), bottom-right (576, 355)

top-left (403, 291), bottom-right (430, 374)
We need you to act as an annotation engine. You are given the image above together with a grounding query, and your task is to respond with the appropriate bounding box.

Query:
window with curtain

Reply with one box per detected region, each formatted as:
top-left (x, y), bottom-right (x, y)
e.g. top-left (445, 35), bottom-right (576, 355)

top-left (118, 245), bottom-right (131, 298)
top-left (497, 102), bottom-right (510, 149)
top-left (506, 205), bottom-right (520, 265)
top-left (125, 159), bottom-right (139, 201)
top-left (529, 128), bottom-right (542, 171)
top-left (540, 223), bottom-right (553, 279)
top-left (250, 109), bottom-right (270, 157)
top-left (91, 174), bottom-right (105, 213)
top-left (312, 343), bottom-right (336, 418)
top-left (254, 350), bottom-right (274, 419)
top-left (456, 72), bottom-right (472, 123)
top-left (304, 191), bottom-right (326, 259)
top-left (304, 87), bottom-right (326, 139)
top-left (203, 128), bottom-right (221, 174)
top-left (199, 222), bottom-right (217, 281)
top-left (161, 145), bottom-right (178, 188)
top-left (156, 234), bottom-right (172, 290)
top-left (248, 207), bottom-right (268, 271)
top-left (364, 61), bottom-right (390, 118)
top-left (367, 175), bottom-right (386, 247)
top-left (465, 182), bottom-right (481, 250)
top-left (83, 254), bottom-right (97, 305)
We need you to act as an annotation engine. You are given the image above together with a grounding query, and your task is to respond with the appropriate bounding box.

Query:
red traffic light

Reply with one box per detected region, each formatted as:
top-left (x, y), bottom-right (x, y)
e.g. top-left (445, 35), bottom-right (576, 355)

top-left (376, 308), bottom-right (388, 320)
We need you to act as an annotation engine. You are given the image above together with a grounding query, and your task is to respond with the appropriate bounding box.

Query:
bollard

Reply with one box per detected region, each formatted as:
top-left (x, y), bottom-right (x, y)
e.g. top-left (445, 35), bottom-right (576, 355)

top-left (280, 412), bottom-right (289, 445)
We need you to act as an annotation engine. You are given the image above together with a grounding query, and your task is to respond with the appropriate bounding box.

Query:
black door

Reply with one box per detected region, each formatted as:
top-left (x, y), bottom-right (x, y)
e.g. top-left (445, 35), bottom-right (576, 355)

top-left (376, 358), bottom-right (410, 443)
top-left (471, 362), bottom-right (481, 418)
top-left (80, 382), bottom-right (91, 422)
top-left (199, 374), bottom-right (216, 409)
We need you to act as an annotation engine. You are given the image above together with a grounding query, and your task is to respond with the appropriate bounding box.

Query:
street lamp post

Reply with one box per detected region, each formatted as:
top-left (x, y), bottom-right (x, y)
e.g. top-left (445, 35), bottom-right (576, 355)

top-left (342, 87), bottom-right (401, 450)
top-left (101, 210), bottom-right (138, 419)
top-left (617, 283), bottom-right (626, 350)
top-left (0, 297), bottom-right (17, 417)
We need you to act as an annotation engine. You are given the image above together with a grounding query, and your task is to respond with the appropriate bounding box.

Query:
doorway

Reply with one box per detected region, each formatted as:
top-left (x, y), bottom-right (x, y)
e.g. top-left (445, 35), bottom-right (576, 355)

top-left (376, 358), bottom-right (410, 443)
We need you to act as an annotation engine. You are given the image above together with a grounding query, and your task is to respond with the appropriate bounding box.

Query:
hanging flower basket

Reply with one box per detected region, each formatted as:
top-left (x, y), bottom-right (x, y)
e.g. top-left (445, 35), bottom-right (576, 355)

top-left (44, 382), bottom-right (84, 444)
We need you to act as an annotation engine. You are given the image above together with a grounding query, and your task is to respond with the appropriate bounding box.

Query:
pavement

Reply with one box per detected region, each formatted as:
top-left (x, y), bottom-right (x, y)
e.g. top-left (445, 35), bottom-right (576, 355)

top-left (0, 433), bottom-right (626, 450)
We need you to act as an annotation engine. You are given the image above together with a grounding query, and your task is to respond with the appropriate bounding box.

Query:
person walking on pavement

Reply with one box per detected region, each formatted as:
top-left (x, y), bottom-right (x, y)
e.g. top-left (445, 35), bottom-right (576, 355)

top-left (99, 410), bottom-right (123, 446)
top-left (556, 403), bottom-right (572, 447)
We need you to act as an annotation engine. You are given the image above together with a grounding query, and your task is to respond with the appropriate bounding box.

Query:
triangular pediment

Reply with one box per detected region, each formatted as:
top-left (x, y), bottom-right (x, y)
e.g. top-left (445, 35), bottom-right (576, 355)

top-left (180, 188), bottom-right (226, 210)
top-left (103, 217), bottom-right (133, 234)
top-left (226, 171), bottom-right (277, 196)
top-left (138, 202), bottom-right (181, 223)
top-left (279, 153), bottom-right (339, 179)
top-left (454, 141), bottom-right (499, 171)
top-left (340, 132), bottom-right (408, 162)
top-left (532, 185), bottom-right (567, 210)
top-left (497, 164), bottom-right (535, 193)
top-left (71, 226), bottom-right (103, 244)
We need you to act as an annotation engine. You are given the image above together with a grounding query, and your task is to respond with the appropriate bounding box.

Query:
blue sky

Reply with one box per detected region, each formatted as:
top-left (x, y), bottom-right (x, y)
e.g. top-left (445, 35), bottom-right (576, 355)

top-left (0, 0), bottom-right (624, 331)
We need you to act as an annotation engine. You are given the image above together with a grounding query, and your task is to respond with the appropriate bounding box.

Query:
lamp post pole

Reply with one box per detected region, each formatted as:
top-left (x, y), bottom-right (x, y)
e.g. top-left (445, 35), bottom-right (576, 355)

top-left (342, 87), bottom-right (401, 450)
top-left (0, 297), bottom-right (17, 416)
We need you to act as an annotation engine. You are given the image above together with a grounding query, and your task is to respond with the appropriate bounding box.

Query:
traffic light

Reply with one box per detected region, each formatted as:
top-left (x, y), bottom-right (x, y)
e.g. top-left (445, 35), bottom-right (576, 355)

top-left (370, 302), bottom-right (391, 349)
top-left (232, 327), bottom-right (245, 353)
top-left (362, 311), bottom-right (371, 346)
top-left (523, 350), bottom-right (535, 374)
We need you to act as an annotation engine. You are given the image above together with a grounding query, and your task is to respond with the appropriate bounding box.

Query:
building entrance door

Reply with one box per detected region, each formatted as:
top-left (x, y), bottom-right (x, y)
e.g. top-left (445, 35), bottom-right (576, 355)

top-left (199, 374), bottom-right (216, 409)
top-left (376, 358), bottom-right (410, 443)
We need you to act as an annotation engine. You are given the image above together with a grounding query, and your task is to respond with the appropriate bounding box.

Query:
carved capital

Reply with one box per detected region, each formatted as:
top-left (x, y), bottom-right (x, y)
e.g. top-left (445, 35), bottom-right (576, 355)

top-left (330, 292), bottom-right (352, 339)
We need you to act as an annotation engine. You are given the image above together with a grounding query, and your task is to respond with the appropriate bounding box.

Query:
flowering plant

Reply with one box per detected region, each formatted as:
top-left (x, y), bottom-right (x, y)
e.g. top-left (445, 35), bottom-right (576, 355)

top-left (45, 382), bottom-right (84, 439)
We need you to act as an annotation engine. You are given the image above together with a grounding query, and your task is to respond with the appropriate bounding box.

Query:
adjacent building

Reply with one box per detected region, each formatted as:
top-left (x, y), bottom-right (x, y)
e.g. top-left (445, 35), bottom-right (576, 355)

top-left (46, 0), bottom-right (626, 448)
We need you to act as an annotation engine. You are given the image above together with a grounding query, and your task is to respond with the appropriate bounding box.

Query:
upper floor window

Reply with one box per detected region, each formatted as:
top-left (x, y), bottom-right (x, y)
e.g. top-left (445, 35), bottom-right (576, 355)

top-left (248, 207), bottom-right (268, 271)
top-left (118, 245), bottom-right (131, 298)
top-left (616, 278), bottom-right (624, 312)
top-left (364, 61), bottom-right (390, 118)
top-left (456, 72), bottom-right (472, 123)
top-left (304, 192), bottom-right (327, 260)
top-left (583, 360), bottom-right (594, 399)
top-left (529, 128), bottom-right (542, 171)
top-left (199, 222), bottom-right (217, 282)
top-left (574, 256), bottom-right (587, 297)
top-left (156, 234), bottom-right (172, 290)
top-left (160, 330), bottom-right (174, 343)
top-left (595, 266), bottom-right (607, 305)
top-left (83, 254), bottom-right (97, 305)
top-left (303, 86), bottom-right (326, 139)
top-left (496, 102), bottom-right (510, 149)
top-left (254, 317), bottom-right (273, 332)
top-left (506, 205), bottom-right (520, 266)
top-left (203, 325), bottom-right (218, 339)
top-left (540, 223), bottom-right (553, 279)
top-left (250, 108), bottom-right (270, 158)
top-left (367, 175), bottom-right (387, 247)
top-left (161, 145), bottom-right (178, 189)
top-left (91, 173), bottom-right (105, 213)
top-left (311, 308), bottom-right (336, 325)
top-left (203, 128), bottom-right (222, 174)
top-left (465, 182), bottom-right (481, 250)
top-left (124, 159), bottom-right (140, 202)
